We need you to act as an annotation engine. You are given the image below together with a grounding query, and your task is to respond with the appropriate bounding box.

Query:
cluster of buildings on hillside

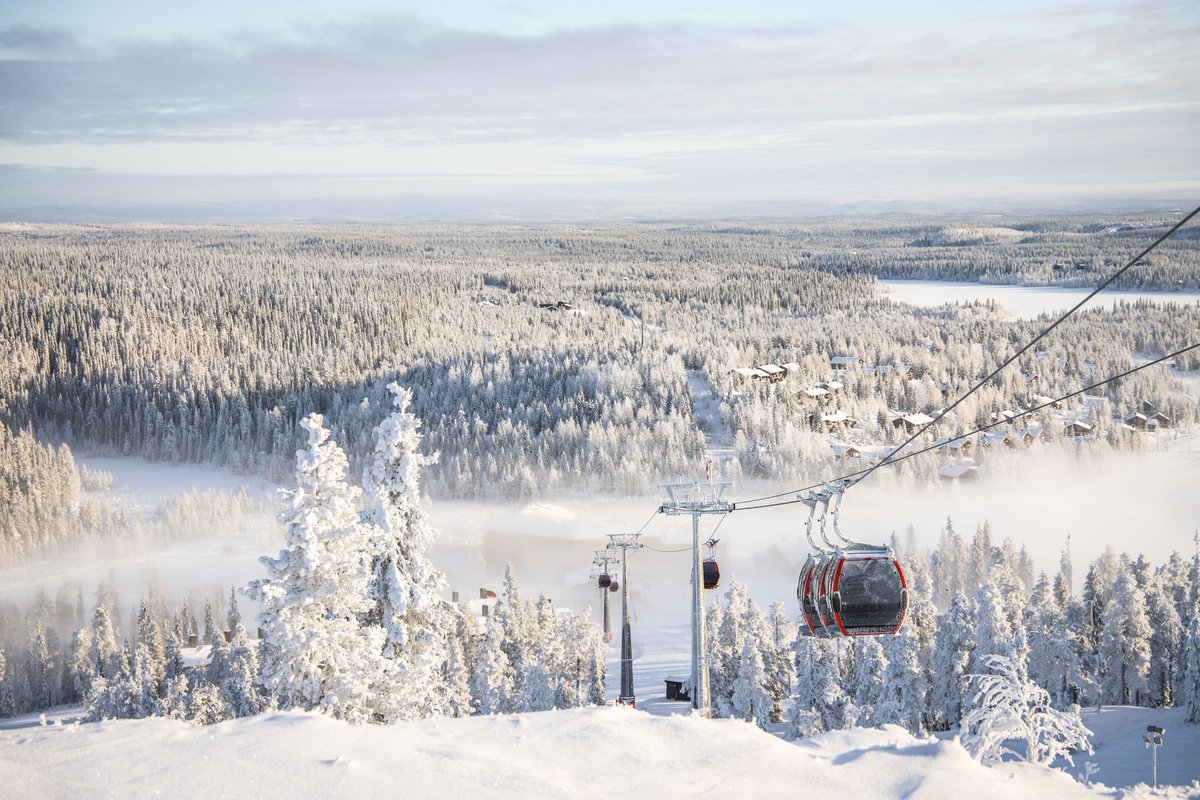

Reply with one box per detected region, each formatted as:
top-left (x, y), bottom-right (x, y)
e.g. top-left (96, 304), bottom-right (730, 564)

top-left (730, 353), bottom-right (1172, 481)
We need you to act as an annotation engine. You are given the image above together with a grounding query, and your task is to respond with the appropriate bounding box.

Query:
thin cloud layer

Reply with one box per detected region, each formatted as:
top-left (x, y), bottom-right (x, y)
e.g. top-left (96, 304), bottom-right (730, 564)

top-left (0, 3), bottom-right (1196, 218)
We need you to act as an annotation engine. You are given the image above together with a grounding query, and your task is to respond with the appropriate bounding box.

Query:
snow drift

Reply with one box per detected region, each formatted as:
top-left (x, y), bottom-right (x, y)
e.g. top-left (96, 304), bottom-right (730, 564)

top-left (2, 706), bottom-right (1177, 800)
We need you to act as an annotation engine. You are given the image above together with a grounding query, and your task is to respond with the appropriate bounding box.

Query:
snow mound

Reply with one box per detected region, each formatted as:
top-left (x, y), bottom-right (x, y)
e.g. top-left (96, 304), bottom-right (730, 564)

top-left (1, 706), bottom-right (1167, 800)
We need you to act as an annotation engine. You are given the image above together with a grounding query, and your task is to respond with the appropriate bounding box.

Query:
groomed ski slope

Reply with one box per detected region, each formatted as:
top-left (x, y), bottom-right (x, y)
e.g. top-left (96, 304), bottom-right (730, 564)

top-left (3, 705), bottom-right (1194, 800)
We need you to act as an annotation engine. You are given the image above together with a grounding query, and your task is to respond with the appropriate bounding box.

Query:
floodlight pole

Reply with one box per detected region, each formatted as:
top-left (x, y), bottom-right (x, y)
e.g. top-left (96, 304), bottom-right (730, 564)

top-left (1143, 726), bottom-right (1165, 789)
top-left (608, 533), bottom-right (642, 706)
top-left (660, 479), bottom-right (731, 718)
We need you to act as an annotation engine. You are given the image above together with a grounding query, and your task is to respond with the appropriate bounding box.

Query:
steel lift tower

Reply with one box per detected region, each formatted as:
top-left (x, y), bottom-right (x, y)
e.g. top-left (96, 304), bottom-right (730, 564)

top-left (659, 479), bottom-right (731, 717)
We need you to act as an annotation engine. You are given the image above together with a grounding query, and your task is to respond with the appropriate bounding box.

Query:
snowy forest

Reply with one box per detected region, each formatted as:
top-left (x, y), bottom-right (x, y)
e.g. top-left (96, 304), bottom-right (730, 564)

top-left (3, 217), bottom-right (1200, 565)
top-left (2, 216), bottom-right (1199, 791)
top-left (2, 384), bottom-right (1199, 758)
top-left (0, 388), bottom-right (607, 724)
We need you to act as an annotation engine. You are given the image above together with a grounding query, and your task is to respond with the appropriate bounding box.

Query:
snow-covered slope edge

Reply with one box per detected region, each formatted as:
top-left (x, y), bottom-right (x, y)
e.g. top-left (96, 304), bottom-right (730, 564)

top-left (2, 706), bottom-right (1176, 800)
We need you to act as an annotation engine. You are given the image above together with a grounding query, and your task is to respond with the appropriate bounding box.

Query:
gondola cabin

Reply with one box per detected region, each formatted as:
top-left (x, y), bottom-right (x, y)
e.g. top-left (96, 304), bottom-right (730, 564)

top-left (598, 573), bottom-right (612, 589)
top-left (826, 552), bottom-right (908, 636)
top-left (703, 560), bottom-right (720, 589)
top-left (608, 580), bottom-right (619, 592)
top-left (796, 557), bottom-right (822, 635)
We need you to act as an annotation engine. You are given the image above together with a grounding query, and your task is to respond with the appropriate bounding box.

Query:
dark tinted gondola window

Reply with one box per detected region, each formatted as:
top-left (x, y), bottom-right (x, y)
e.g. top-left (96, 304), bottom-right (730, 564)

top-left (837, 559), bottom-right (903, 631)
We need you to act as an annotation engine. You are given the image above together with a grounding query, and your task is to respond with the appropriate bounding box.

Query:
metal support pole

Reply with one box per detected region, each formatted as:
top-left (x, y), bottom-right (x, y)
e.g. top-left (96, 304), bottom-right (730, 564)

top-left (620, 544), bottom-right (634, 704)
top-left (691, 506), bottom-right (710, 716)
top-left (607, 533), bottom-right (641, 706)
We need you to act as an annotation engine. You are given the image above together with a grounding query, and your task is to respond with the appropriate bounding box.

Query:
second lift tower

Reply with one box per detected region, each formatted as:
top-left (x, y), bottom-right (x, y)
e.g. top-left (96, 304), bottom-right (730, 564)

top-left (660, 479), bottom-right (731, 717)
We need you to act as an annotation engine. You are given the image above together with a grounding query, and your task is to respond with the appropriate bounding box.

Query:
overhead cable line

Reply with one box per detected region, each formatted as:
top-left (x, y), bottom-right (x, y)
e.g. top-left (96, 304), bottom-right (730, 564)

top-left (733, 202), bottom-right (1200, 507)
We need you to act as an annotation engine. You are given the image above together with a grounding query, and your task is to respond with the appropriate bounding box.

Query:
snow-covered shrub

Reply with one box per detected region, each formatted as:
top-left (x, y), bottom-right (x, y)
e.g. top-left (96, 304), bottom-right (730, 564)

top-left (961, 653), bottom-right (1093, 766)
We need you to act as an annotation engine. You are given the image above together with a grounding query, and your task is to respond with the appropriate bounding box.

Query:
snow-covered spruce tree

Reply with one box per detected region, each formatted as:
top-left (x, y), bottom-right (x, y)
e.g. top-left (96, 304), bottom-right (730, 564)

top-left (1099, 564), bottom-right (1151, 706)
top-left (1027, 573), bottom-right (1080, 710)
top-left (563, 610), bottom-right (607, 707)
top-left (69, 627), bottom-right (96, 699)
top-left (221, 623), bottom-right (270, 718)
top-left (876, 632), bottom-right (928, 735)
top-left (961, 645), bottom-right (1093, 767)
top-left (713, 581), bottom-right (752, 718)
top-left (730, 638), bottom-right (773, 728)
top-left (362, 383), bottom-right (457, 721)
top-left (493, 564), bottom-right (541, 702)
top-left (971, 569), bottom-right (1017, 673)
top-left (931, 593), bottom-right (975, 730)
top-left (1182, 593), bottom-right (1200, 723)
top-left (786, 635), bottom-right (823, 740)
top-left (248, 413), bottom-right (387, 723)
top-left (1144, 575), bottom-right (1183, 708)
top-left (470, 617), bottom-right (514, 715)
top-left (851, 637), bottom-right (887, 721)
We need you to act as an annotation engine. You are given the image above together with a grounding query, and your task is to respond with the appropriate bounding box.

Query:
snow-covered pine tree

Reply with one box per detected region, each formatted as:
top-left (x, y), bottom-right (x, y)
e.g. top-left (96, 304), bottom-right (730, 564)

top-left (1181, 592), bottom-right (1200, 723)
top-left (1100, 564), bottom-right (1152, 705)
top-left (222, 623), bottom-right (269, 717)
top-left (1053, 536), bottom-right (1074, 606)
top-left (769, 601), bottom-right (792, 650)
top-left (1027, 573), bottom-right (1077, 709)
top-left (971, 568), bottom-right (1017, 673)
top-left (961, 647), bottom-right (1093, 767)
top-left (470, 618), bottom-right (514, 715)
top-left (713, 581), bottom-right (752, 718)
top-left (493, 564), bottom-right (536, 704)
top-left (876, 632), bottom-right (928, 734)
top-left (0, 649), bottom-right (9, 718)
top-left (931, 593), bottom-right (975, 729)
top-left (903, 555), bottom-right (939, 699)
top-left (730, 638), bottom-right (773, 728)
top-left (226, 588), bottom-right (242, 634)
top-left (851, 637), bottom-right (887, 722)
top-left (362, 383), bottom-right (456, 720)
top-left (248, 413), bottom-right (387, 723)
top-left (1145, 575), bottom-right (1183, 707)
top-left (69, 626), bottom-right (96, 699)
top-left (442, 635), bottom-right (473, 717)
top-left (202, 601), bottom-right (216, 646)
top-left (786, 634), bottom-right (822, 739)
top-left (90, 600), bottom-right (123, 681)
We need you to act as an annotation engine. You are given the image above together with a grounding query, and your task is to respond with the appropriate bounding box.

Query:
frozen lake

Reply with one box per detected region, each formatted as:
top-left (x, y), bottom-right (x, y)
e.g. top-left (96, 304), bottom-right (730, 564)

top-left (880, 279), bottom-right (1200, 320)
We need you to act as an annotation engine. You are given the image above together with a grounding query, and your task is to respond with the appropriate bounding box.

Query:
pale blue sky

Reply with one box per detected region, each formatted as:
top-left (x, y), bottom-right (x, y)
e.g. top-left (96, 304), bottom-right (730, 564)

top-left (1, 0), bottom-right (1196, 220)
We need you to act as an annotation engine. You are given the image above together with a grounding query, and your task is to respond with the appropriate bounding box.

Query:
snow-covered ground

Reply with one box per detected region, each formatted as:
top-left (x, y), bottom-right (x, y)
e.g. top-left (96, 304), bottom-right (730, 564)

top-left (878, 280), bottom-right (1200, 321)
top-left (1066, 706), bottom-right (1199, 790)
top-left (6, 703), bottom-right (1193, 799)
top-left (880, 280), bottom-right (1200, 320)
top-left (685, 369), bottom-right (734, 452)
top-left (2, 613), bottom-right (1196, 798)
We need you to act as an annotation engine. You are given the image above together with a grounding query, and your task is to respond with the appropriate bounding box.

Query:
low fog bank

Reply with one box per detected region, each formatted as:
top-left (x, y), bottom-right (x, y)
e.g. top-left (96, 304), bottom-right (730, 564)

top-left (2, 441), bottom-right (1196, 626)
top-left (429, 439), bottom-right (1200, 624)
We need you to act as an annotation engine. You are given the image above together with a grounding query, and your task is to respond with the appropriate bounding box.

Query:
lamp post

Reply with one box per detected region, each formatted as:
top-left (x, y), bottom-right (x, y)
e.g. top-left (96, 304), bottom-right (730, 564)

top-left (1143, 726), bottom-right (1165, 789)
